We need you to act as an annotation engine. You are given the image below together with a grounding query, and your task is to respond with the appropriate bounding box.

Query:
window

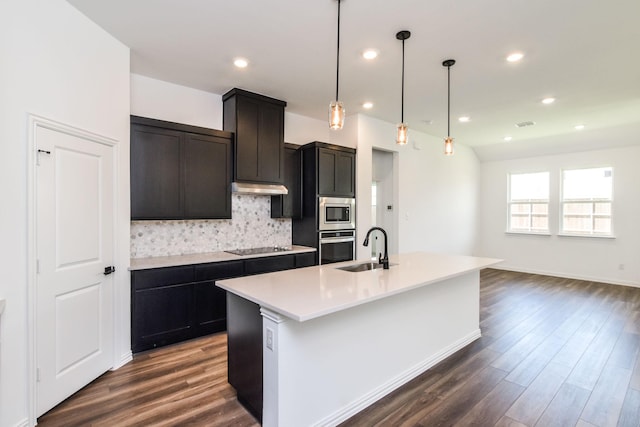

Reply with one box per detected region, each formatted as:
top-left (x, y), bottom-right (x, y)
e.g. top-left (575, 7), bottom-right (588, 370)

top-left (508, 172), bottom-right (549, 233)
top-left (561, 167), bottom-right (613, 236)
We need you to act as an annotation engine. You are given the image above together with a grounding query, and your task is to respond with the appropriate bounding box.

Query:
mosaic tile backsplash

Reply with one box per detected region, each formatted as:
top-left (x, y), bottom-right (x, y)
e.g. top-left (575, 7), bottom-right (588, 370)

top-left (131, 194), bottom-right (292, 258)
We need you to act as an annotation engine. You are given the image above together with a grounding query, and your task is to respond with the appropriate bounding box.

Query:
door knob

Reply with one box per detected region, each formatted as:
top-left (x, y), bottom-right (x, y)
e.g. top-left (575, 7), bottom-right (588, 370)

top-left (103, 266), bottom-right (116, 275)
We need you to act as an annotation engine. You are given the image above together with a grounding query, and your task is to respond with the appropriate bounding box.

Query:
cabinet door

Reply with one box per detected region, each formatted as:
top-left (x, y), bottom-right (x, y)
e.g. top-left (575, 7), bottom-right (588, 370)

top-left (183, 133), bottom-right (232, 219)
top-left (318, 148), bottom-right (337, 195)
top-left (335, 151), bottom-right (355, 197)
top-left (258, 102), bottom-right (284, 183)
top-left (235, 96), bottom-right (261, 182)
top-left (131, 125), bottom-right (183, 219)
top-left (194, 281), bottom-right (227, 335)
top-left (132, 283), bottom-right (193, 353)
top-left (271, 145), bottom-right (301, 218)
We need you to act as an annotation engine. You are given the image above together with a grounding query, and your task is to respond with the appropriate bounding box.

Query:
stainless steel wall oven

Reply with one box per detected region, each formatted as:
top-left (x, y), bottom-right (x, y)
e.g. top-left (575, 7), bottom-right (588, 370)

top-left (318, 229), bottom-right (356, 265)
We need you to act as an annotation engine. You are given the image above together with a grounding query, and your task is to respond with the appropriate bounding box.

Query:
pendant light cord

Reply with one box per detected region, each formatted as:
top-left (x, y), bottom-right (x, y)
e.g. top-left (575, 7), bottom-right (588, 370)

top-left (447, 64), bottom-right (451, 137)
top-left (335, 0), bottom-right (341, 102)
top-left (401, 38), bottom-right (405, 123)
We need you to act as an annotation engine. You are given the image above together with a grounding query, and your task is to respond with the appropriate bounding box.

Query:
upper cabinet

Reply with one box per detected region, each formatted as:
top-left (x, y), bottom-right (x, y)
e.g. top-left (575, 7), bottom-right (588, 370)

top-left (130, 116), bottom-right (233, 220)
top-left (222, 88), bottom-right (287, 185)
top-left (271, 143), bottom-right (302, 219)
top-left (302, 142), bottom-right (356, 198)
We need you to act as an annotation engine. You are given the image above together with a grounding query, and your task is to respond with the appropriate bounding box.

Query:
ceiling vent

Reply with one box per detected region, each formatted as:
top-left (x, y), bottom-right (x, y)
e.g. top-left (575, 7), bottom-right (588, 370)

top-left (515, 121), bottom-right (536, 128)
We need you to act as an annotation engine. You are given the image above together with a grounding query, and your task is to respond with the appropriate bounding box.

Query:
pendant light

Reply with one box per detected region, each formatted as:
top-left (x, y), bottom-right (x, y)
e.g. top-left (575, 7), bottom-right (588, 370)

top-left (442, 59), bottom-right (456, 155)
top-left (329, 0), bottom-right (345, 130)
top-left (396, 30), bottom-right (411, 145)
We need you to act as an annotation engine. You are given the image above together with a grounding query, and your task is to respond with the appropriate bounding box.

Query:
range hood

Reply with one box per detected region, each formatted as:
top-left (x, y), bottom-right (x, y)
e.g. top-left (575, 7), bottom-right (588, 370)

top-left (232, 182), bottom-right (288, 195)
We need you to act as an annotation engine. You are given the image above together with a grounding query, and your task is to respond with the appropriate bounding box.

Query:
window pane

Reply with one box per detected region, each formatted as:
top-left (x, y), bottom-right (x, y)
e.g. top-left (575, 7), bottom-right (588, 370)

top-left (531, 216), bottom-right (548, 230)
top-left (594, 217), bottom-right (611, 233)
top-left (563, 167), bottom-right (612, 199)
top-left (563, 216), bottom-right (592, 233)
top-left (564, 202), bottom-right (592, 215)
top-left (510, 172), bottom-right (549, 201)
top-left (510, 215), bottom-right (531, 230)
top-left (531, 204), bottom-right (548, 214)
top-left (510, 204), bottom-right (530, 214)
top-left (594, 202), bottom-right (611, 215)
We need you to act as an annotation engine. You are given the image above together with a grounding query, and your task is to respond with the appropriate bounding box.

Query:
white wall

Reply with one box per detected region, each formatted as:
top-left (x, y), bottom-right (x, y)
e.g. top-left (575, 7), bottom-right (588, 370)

top-left (0, 1), bottom-right (130, 425)
top-left (131, 74), bottom-right (223, 129)
top-left (356, 115), bottom-right (480, 260)
top-left (478, 145), bottom-right (640, 287)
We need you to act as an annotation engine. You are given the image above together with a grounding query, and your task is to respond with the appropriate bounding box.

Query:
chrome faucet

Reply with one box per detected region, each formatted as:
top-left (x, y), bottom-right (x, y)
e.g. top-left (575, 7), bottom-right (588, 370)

top-left (363, 227), bottom-right (389, 269)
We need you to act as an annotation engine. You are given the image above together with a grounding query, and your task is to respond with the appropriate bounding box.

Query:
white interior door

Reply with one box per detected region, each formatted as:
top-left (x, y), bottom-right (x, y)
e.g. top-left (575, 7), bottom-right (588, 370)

top-left (35, 124), bottom-right (115, 416)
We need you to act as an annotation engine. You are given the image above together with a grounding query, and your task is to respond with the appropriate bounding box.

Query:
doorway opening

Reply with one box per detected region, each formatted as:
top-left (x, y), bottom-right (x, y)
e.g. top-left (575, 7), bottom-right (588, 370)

top-left (371, 149), bottom-right (398, 257)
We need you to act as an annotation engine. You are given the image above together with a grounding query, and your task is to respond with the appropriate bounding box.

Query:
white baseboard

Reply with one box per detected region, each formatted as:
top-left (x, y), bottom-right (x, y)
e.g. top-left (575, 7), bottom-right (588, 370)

top-left (112, 351), bottom-right (133, 370)
top-left (490, 265), bottom-right (640, 289)
top-left (15, 418), bottom-right (29, 427)
top-left (313, 329), bottom-right (482, 427)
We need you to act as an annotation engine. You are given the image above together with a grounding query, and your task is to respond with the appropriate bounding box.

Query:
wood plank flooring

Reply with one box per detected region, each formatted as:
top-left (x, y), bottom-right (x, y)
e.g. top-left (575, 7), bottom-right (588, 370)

top-left (38, 269), bottom-right (640, 427)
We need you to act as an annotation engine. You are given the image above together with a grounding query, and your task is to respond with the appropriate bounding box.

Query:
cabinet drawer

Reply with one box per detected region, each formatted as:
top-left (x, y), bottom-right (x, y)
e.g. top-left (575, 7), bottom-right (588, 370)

top-left (132, 266), bottom-right (194, 290)
top-left (195, 260), bottom-right (244, 281)
top-left (244, 255), bottom-right (295, 275)
top-left (295, 252), bottom-right (316, 268)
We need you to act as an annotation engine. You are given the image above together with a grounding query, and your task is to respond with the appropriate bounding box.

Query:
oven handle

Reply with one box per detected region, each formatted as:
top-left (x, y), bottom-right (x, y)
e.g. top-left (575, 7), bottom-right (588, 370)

top-left (319, 237), bottom-right (355, 244)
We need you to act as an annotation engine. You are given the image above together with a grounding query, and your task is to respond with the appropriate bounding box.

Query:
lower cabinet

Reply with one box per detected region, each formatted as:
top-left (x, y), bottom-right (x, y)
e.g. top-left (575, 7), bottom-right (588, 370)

top-left (131, 253), bottom-right (314, 353)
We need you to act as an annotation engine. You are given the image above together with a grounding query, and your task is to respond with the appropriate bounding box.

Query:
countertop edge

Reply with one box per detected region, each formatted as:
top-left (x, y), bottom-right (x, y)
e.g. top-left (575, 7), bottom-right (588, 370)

top-left (217, 254), bottom-right (503, 322)
top-left (129, 245), bottom-right (317, 270)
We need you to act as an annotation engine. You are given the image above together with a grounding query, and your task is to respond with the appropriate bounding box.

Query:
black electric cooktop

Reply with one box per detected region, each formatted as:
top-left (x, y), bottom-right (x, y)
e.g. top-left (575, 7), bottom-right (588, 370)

top-left (225, 246), bottom-right (292, 256)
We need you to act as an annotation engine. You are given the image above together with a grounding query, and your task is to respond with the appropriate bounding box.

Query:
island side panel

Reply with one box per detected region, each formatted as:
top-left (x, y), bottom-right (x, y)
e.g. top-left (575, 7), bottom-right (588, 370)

top-left (227, 292), bottom-right (263, 422)
top-left (262, 270), bottom-right (480, 427)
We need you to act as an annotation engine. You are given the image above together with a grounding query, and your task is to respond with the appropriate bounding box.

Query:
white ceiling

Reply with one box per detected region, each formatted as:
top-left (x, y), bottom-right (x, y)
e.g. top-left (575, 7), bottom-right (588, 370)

top-left (68, 0), bottom-right (640, 159)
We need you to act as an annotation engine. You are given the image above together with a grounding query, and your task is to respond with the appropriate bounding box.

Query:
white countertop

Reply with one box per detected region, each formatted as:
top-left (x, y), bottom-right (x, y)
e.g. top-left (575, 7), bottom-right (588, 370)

top-left (217, 252), bottom-right (502, 322)
top-left (129, 245), bottom-right (316, 270)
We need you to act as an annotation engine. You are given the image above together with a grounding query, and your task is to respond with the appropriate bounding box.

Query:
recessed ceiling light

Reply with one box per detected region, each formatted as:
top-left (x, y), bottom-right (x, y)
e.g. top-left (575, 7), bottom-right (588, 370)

top-left (362, 49), bottom-right (378, 60)
top-left (506, 52), bottom-right (524, 62)
top-left (575, 124), bottom-right (585, 130)
top-left (503, 136), bottom-right (513, 142)
top-left (458, 116), bottom-right (470, 123)
top-left (233, 58), bottom-right (249, 68)
top-left (362, 102), bottom-right (374, 109)
top-left (542, 97), bottom-right (555, 105)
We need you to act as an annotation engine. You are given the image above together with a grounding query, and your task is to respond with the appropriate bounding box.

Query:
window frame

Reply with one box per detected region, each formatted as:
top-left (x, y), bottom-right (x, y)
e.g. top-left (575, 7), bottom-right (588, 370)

top-left (506, 171), bottom-right (550, 235)
top-left (559, 166), bottom-right (614, 237)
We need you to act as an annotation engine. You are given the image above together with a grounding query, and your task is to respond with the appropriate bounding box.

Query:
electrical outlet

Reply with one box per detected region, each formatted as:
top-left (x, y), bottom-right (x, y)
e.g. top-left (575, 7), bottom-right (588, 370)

top-left (618, 264), bottom-right (625, 271)
top-left (266, 328), bottom-right (274, 351)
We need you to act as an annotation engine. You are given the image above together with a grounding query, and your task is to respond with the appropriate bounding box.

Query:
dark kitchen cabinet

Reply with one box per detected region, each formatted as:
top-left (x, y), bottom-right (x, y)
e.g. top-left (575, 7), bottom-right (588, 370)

top-left (131, 252), bottom-right (315, 353)
top-left (131, 116), bottom-right (233, 220)
top-left (131, 260), bottom-right (242, 353)
top-left (271, 143), bottom-right (302, 218)
top-left (131, 265), bottom-right (195, 352)
top-left (301, 142), bottom-right (356, 198)
top-left (222, 89), bottom-right (287, 185)
top-left (244, 254), bottom-right (296, 275)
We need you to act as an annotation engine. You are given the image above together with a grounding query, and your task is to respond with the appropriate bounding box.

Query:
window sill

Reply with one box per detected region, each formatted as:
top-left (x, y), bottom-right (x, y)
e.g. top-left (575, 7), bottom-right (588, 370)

top-left (505, 231), bottom-right (551, 236)
top-left (557, 233), bottom-right (616, 240)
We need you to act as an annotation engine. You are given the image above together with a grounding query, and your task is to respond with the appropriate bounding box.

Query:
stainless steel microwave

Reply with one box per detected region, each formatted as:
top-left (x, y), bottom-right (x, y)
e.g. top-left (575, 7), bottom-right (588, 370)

top-left (319, 197), bottom-right (356, 231)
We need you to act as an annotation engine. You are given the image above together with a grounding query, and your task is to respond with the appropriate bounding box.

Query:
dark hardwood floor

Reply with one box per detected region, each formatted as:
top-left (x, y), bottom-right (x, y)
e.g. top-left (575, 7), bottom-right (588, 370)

top-left (38, 269), bottom-right (640, 427)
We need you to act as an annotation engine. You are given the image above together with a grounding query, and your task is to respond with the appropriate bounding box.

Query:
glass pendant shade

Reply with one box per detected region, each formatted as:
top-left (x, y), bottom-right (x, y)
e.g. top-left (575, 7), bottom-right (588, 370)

top-left (444, 136), bottom-right (454, 155)
top-left (396, 123), bottom-right (408, 145)
top-left (329, 101), bottom-right (345, 130)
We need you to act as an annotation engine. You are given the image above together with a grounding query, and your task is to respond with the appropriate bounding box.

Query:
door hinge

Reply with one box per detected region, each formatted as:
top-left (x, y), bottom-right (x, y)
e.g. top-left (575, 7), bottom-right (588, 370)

top-left (36, 259), bottom-right (40, 274)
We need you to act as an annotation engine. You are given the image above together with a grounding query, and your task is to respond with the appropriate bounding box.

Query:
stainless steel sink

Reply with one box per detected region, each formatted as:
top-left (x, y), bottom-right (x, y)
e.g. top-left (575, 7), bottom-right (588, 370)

top-left (336, 262), bottom-right (396, 272)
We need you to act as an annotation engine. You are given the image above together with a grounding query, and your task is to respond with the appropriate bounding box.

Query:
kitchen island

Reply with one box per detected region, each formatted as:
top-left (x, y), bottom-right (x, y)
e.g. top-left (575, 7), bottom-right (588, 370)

top-left (216, 252), bottom-right (501, 427)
